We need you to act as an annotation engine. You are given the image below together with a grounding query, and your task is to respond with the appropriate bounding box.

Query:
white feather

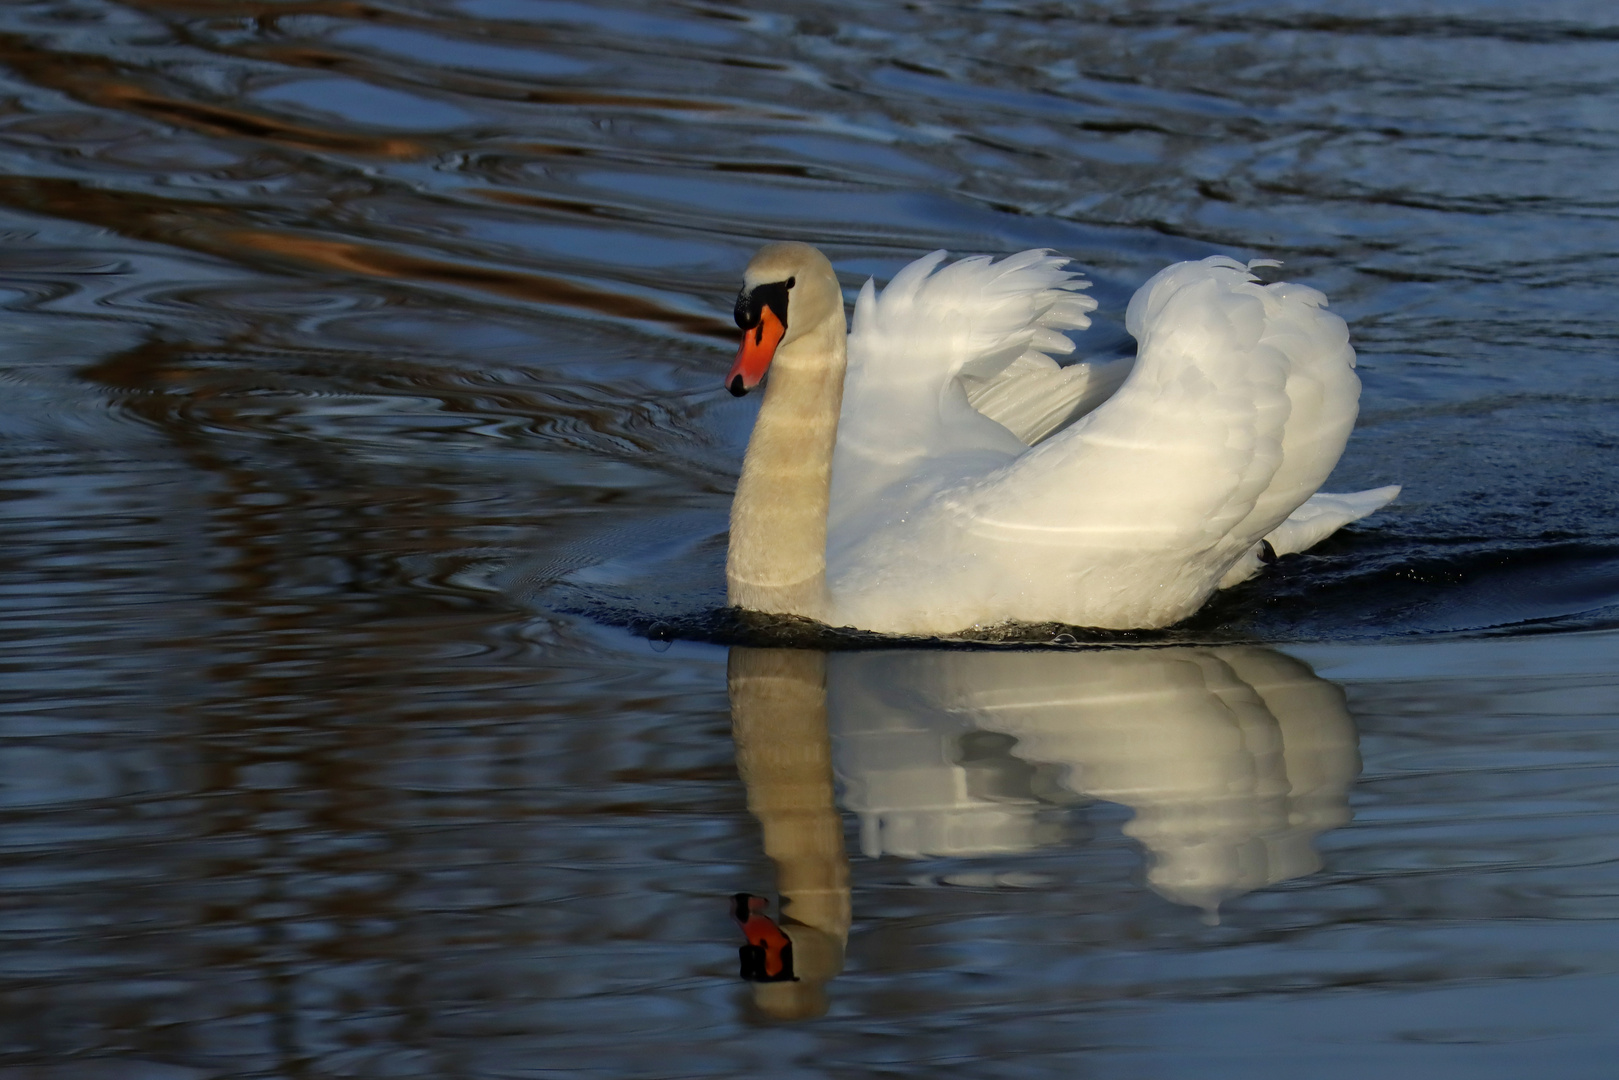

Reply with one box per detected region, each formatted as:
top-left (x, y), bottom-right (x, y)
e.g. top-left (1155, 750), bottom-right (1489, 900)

top-left (825, 251), bottom-right (1395, 632)
top-left (1218, 486), bottom-right (1403, 589)
top-left (962, 351), bottom-right (1133, 446)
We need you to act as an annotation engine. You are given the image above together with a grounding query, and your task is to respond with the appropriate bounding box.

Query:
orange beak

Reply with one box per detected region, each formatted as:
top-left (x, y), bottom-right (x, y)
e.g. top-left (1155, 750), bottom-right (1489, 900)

top-left (727, 306), bottom-right (786, 396)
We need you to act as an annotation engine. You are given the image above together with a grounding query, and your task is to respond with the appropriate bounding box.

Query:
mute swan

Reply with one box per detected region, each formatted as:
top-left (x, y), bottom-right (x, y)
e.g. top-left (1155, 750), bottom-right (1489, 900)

top-left (725, 242), bottom-right (1398, 634)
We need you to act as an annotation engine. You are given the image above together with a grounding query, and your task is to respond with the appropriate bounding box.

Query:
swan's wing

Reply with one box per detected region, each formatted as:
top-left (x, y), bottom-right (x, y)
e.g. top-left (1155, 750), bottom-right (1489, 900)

top-left (1134, 267), bottom-right (1362, 553)
top-left (961, 353), bottom-right (1133, 445)
top-left (833, 257), bottom-right (1366, 631)
top-left (992, 257), bottom-right (1333, 549)
top-left (829, 250), bottom-right (1098, 547)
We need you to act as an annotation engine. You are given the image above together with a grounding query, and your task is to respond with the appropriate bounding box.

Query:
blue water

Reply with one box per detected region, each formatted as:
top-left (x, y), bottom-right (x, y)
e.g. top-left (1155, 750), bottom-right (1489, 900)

top-left (1, 1), bottom-right (1617, 1076)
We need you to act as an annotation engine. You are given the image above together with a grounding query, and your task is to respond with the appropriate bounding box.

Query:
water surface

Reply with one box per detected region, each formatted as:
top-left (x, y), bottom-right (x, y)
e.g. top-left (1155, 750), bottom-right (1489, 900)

top-left (1, 1), bottom-right (1617, 1076)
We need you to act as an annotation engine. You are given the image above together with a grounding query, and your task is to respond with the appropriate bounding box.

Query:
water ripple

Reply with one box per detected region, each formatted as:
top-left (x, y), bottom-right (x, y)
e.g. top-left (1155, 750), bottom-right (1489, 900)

top-left (0, 0), bottom-right (1616, 1073)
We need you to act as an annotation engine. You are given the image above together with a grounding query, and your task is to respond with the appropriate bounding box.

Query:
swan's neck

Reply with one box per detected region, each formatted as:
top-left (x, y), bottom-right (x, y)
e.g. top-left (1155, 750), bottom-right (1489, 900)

top-left (727, 315), bottom-right (847, 620)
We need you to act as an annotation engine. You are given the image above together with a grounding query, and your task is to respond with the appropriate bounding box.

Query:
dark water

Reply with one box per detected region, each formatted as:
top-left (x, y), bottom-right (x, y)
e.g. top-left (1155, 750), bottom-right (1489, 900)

top-left (2, 0), bottom-right (1618, 1075)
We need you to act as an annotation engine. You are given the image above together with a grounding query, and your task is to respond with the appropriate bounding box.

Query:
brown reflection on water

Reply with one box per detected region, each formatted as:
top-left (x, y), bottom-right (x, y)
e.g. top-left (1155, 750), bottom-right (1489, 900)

top-left (0, 173), bottom-right (734, 344)
top-left (0, 28), bottom-right (431, 158)
top-left (22, 329), bottom-right (575, 1072)
top-left (225, 230), bottom-right (735, 340)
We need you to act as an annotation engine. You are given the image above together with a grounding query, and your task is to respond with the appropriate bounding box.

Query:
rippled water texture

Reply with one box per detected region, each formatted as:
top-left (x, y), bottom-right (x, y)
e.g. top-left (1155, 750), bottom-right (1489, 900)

top-left (2, 1), bottom-right (1618, 1076)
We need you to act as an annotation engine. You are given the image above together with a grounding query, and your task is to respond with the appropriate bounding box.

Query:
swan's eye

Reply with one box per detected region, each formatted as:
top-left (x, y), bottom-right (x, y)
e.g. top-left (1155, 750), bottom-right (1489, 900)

top-left (734, 289), bottom-right (757, 330)
top-left (785, 277), bottom-right (795, 288)
top-left (733, 280), bottom-right (792, 331)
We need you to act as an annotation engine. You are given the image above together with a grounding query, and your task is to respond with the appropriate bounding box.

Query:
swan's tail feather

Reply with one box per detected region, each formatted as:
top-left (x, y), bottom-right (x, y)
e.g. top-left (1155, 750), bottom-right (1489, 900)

top-left (1268, 485), bottom-right (1401, 557)
top-left (1218, 485), bottom-right (1401, 589)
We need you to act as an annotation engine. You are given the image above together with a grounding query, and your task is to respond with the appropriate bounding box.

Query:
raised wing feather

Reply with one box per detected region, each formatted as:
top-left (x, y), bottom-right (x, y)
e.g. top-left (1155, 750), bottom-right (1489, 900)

top-left (829, 256), bottom-right (1367, 632)
top-left (957, 260), bottom-right (1294, 584)
top-left (829, 249), bottom-right (1097, 554)
top-left (961, 352), bottom-right (1133, 445)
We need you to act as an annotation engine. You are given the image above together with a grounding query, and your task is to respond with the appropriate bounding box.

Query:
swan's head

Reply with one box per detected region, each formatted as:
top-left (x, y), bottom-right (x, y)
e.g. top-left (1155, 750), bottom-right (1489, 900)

top-left (728, 242), bottom-right (840, 396)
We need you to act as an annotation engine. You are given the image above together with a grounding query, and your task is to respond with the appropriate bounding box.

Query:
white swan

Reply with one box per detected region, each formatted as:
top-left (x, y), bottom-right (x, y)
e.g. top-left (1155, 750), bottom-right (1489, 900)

top-left (725, 242), bottom-right (1399, 634)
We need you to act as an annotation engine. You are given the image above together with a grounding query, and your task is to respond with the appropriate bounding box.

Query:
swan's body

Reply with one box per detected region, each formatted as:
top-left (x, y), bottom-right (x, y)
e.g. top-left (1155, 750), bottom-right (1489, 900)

top-left (726, 243), bottom-right (1398, 634)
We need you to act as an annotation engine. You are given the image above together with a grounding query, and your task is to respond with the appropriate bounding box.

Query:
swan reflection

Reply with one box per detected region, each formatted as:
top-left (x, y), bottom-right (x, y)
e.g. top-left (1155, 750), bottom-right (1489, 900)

top-left (830, 647), bottom-right (1359, 914)
top-left (728, 645), bottom-right (1358, 1015)
top-left (728, 648), bottom-right (849, 1020)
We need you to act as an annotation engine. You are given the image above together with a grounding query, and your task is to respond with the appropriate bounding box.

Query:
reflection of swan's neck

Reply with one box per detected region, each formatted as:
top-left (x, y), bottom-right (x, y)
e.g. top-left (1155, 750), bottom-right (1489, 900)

top-left (728, 647), bottom-right (850, 1020)
top-left (726, 318), bottom-right (847, 620)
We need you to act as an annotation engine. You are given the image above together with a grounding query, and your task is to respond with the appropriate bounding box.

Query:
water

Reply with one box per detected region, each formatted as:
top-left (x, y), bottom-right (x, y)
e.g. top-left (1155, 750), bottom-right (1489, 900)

top-left (1, 0), bottom-right (1617, 1075)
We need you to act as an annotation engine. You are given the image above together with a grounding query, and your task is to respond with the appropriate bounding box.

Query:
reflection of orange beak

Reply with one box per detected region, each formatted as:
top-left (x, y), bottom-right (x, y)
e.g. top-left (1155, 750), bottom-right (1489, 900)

top-left (733, 892), bottom-right (796, 981)
top-left (743, 911), bottom-right (792, 978)
top-left (727, 307), bottom-right (786, 397)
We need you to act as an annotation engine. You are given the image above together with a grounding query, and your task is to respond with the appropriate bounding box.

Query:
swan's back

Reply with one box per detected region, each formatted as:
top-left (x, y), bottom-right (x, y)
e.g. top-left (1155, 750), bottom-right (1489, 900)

top-left (828, 254), bottom-right (1376, 634)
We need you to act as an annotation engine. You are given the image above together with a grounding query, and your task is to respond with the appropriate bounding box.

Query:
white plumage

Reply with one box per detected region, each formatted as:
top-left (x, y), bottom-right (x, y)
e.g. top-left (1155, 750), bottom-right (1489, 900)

top-left (726, 244), bottom-right (1398, 634)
